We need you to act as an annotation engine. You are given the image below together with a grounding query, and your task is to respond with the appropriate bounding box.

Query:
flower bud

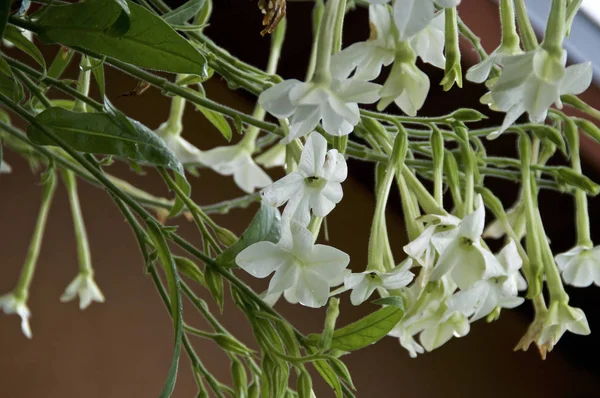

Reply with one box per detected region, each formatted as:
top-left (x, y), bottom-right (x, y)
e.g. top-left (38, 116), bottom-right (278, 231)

top-left (248, 379), bottom-right (260, 398)
top-left (214, 334), bottom-right (253, 356)
top-left (554, 167), bottom-right (600, 195)
top-left (173, 256), bottom-right (205, 286)
top-left (194, 0), bottom-right (213, 27)
top-left (296, 370), bottom-right (313, 398)
top-left (329, 357), bottom-right (355, 389)
top-left (450, 108), bottom-right (487, 122)
top-left (231, 358), bottom-right (248, 397)
top-left (574, 118), bottom-right (600, 144)
top-left (216, 227), bottom-right (238, 247)
top-left (204, 267), bottom-right (224, 311)
top-left (530, 125), bottom-right (566, 154)
top-left (319, 298), bottom-right (340, 351)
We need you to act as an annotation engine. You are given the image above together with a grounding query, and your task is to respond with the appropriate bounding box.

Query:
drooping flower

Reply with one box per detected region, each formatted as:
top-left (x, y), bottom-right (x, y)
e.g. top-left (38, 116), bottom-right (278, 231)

top-left (60, 273), bottom-right (105, 310)
top-left (0, 160), bottom-right (11, 174)
top-left (261, 132), bottom-right (347, 226)
top-left (331, 4), bottom-right (396, 81)
top-left (466, 45), bottom-right (519, 84)
top-left (404, 213), bottom-right (461, 269)
top-left (555, 245), bottom-right (600, 287)
top-left (483, 200), bottom-right (526, 240)
top-left (409, 11), bottom-right (446, 69)
top-left (487, 49), bottom-right (593, 138)
top-left (447, 240), bottom-right (527, 322)
top-left (236, 221), bottom-right (350, 308)
top-left (344, 260), bottom-right (414, 306)
top-left (419, 307), bottom-right (470, 352)
top-left (536, 301), bottom-right (590, 354)
top-left (377, 54), bottom-right (430, 116)
top-left (0, 293), bottom-right (32, 338)
top-left (430, 195), bottom-right (505, 289)
top-left (259, 78), bottom-right (381, 141)
top-left (199, 144), bottom-right (272, 194)
top-left (159, 131), bottom-right (205, 165)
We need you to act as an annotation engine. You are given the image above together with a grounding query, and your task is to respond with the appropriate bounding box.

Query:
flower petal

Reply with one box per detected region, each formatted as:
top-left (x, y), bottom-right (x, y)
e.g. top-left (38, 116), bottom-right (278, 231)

top-left (236, 241), bottom-right (289, 278)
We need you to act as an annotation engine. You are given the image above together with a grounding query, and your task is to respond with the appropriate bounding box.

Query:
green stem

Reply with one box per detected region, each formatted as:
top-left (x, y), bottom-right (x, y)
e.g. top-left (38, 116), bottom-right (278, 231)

top-left (541, 0), bottom-right (566, 58)
top-left (514, 0), bottom-right (539, 51)
top-left (312, 0), bottom-right (340, 84)
top-left (162, 94), bottom-right (186, 137)
top-left (63, 170), bottom-right (93, 274)
top-left (14, 170), bottom-right (57, 299)
top-left (73, 56), bottom-right (91, 113)
top-left (306, 0), bottom-right (325, 81)
top-left (500, 0), bottom-right (520, 49)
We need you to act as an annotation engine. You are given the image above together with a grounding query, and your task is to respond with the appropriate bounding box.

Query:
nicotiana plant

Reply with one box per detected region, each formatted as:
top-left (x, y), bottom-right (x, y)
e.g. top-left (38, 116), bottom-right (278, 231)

top-left (0, 0), bottom-right (599, 396)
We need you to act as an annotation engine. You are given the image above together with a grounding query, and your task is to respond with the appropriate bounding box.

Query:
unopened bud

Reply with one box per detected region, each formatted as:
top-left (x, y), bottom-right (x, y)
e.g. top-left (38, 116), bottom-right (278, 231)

top-left (231, 358), bottom-right (248, 397)
top-left (531, 125), bottom-right (566, 154)
top-left (575, 118), bottom-right (600, 144)
top-left (450, 108), bottom-right (487, 122)
top-left (554, 167), bottom-right (600, 195)
top-left (173, 256), bottom-right (205, 286)
top-left (216, 227), bottom-right (238, 247)
top-left (296, 370), bottom-right (313, 398)
top-left (204, 267), bottom-right (224, 311)
top-left (214, 334), bottom-right (253, 356)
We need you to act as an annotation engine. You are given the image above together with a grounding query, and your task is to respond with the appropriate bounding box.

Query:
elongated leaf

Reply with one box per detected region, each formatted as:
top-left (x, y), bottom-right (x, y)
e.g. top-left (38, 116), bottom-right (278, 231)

top-left (91, 61), bottom-right (106, 98)
top-left (163, 0), bottom-right (206, 25)
top-left (312, 360), bottom-right (342, 398)
top-left (26, 107), bottom-right (184, 175)
top-left (0, 68), bottom-right (24, 103)
top-left (3, 25), bottom-right (46, 71)
top-left (37, 0), bottom-right (207, 76)
top-left (216, 202), bottom-right (281, 267)
top-left (309, 306), bottom-right (405, 352)
top-left (195, 104), bottom-right (232, 141)
top-left (147, 223), bottom-right (183, 398)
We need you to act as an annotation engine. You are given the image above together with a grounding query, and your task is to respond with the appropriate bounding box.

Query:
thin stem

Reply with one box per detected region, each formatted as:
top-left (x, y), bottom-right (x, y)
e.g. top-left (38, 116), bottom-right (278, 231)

top-left (514, 0), bottom-right (539, 51)
top-left (73, 56), bottom-right (91, 113)
top-left (14, 171), bottom-right (57, 299)
top-left (63, 170), bottom-right (93, 274)
top-left (541, 0), bottom-right (566, 58)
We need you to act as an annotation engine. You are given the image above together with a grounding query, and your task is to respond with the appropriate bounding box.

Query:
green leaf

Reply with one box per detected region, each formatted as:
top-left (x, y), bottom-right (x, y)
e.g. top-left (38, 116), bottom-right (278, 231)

top-left (0, 67), bottom-right (24, 103)
top-left (216, 202), bottom-right (281, 268)
top-left (0, 0), bottom-right (9, 42)
top-left (147, 223), bottom-right (183, 398)
top-left (309, 306), bottom-right (405, 352)
top-left (195, 104), bottom-right (232, 141)
top-left (3, 25), bottom-right (46, 71)
top-left (312, 360), bottom-right (342, 398)
top-left (26, 107), bottom-right (184, 175)
top-left (114, 0), bottom-right (131, 14)
top-left (91, 61), bottom-right (106, 98)
top-left (371, 296), bottom-right (404, 309)
top-left (37, 0), bottom-right (208, 76)
top-left (163, 0), bottom-right (206, 25)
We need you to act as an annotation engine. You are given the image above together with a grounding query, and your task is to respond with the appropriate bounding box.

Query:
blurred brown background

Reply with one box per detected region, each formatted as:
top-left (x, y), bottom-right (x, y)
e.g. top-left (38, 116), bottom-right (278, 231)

top-left (1, 1), bottom-right (600, 397)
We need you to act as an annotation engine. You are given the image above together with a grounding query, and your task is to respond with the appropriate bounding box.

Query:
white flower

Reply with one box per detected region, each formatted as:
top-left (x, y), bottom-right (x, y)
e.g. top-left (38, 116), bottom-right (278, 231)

top-left (419, 307), bottom-right (470, 352)
top-left (404, 214), bottom-right (461, 269)
top-left (447, 240), bottom-right (527, 322)
top-left (0, 293), bottom-right (32, 338)
top-left (430, 195), bottom-right (504, 289)
top-left (259, 78), bottom-right (381, 141)
top-left (236, 221), bottom-right (350, 308)
top-left (263, 269), bottom-right (350, 307)
top-left (482, 201), bottom-right (526, 240)
top-left (344, 260), bottom-right (414, 306)
top-left (378, 56), bottom-right (430, 116)
top-left (488, 49), bottom-right (593, 138)
top-left (555, 245), bottom-right (600, 287)
top-left (255, 143), bottom-right (287, 169)
top-left (0, 160), bottom-right (11, 174)
top-left (366, 0), bottom-right (460, 41)
top-left (160, 133), bottom-right (205, 165)
top-left (199, 144), bottom-right (272, 194)
top-left (261, 132), bottom-right (347, 226)
top-left (60, 273), bottom-right (105, 310)
top-left (331, 5), bottom-right (395, 81)
top-left (536, 301), bottom-right (590, 354)
top-left (409, 11), bottom-right (446, 69)
top-left (466, 44), bottom-right (521, 84)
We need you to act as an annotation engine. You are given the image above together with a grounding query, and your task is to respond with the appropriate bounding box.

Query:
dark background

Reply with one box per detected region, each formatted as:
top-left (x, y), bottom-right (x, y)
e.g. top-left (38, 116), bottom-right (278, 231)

top-left (0, 1), bottom-right (599, 397)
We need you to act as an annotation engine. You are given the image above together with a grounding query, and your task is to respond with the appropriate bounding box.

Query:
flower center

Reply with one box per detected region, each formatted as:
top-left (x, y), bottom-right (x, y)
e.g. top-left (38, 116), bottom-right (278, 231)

top-left (305, 176), bottom-right (327, 190)
top-left (459, 236), bottom-right (475, 248)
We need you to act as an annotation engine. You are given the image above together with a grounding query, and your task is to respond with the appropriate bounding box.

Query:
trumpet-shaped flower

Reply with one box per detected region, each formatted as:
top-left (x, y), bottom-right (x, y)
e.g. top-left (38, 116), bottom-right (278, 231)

top-left (419, 308), bottom-right (470, 352)
top-left (199, 144), bottom-right (272, 194)
top-left (261, 133), bottom-right (347, 226)
top-left (536, 301), bottom-right (590, 354)
top-left (555, 245), bottom-right (600, 287)
top-left (488, 49), bottom-right (593, 138)
top-left (430, 196), bottom-right (505, 289)
top-left (236, 221), bottom-right (350, 308)
top-left (60, 273), bottom-right (105, 310)
top-left (366, 0), bottom-right (460, 41)
top-left (483, 201), bottom-right (526, 240)
top-left (466, 44), bottom-right (520, 84)
top-left (378, 57), bottom-right (430, 116)
top-left (404, 214), bottom-right (461, 269)
top-left (259, 78), bottom-right (381, 141)
top-left (331, 5), bottom-right (396, 81)
top-left (0, 293), bottom-right (32, 338)
top-left (0, 160), bottom-right (11, 174)
top-left (160, 132), bottom-right (205, 165)
top-left (447, 240), bottom-right (527, 322)
top-left (344, 260), bottom-right (415, 306)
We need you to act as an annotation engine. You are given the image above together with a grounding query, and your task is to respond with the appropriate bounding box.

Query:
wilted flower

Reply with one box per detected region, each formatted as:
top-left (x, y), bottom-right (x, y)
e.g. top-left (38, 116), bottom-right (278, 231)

top-left (536, 301), bottom-right (590, 354)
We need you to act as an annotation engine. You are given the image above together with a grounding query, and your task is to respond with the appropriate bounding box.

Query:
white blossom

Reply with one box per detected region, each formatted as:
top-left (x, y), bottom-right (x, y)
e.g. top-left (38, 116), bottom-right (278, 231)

top-left (344, 260), bottom-right (414, 306)
top-left (160, 132), bottom-right (205, 165)
top-left (419, 308), bottom-right (470, 352)
top-left (483, 201), bottom-right (526, 240)
top-left (555, 245), bottom-right (600, 287)
top-left (0, 160), bottom-right (11, 174)
top-left (365, 0), bottom-right (460, 41)
top-left (236, 221), bottom-right (350, 308)
top-left (0, 293), bottom-right (32, 338)
top-left (430, 195), bottom-right (504, 289)
top-left (60, 273), bottom-right (105, 310)
top-left (255, 143), bottom-right (287, 169)
top-left (447, 240), bottom-right (527, 322)
top-left (409, 11), bottom-right (446, 69)
top-left (199, 144), bottom-right (272, 194)
top-left (404, 214), bottom-right (461, 269)
top-left (259, 78), bottom-right (381, 141)
top-left (466, 44), bottom-right (520, 84)
top-left (261, 132), bottom-right (347, 226)
top-left (331, 5), bottom-right (395, 81)
top-left (378, 57), bottom-right (430, 116)
top-left (487, 49), bottom-right (593, 138)
top-left (536, 301), bottom-right (590, 353)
